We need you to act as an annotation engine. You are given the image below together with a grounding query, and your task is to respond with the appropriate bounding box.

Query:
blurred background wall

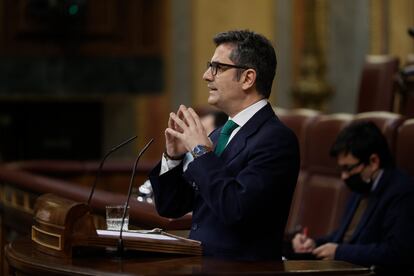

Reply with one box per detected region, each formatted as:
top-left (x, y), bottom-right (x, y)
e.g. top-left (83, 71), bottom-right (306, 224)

top-left (0, 0), bottom-right (413, 161)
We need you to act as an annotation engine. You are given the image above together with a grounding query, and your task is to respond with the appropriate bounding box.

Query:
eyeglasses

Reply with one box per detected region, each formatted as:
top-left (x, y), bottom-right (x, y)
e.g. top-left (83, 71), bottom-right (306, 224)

top-left (206, 61), bottom-right (249, 76)
top-left (338, 161), bottom-right (363, 173)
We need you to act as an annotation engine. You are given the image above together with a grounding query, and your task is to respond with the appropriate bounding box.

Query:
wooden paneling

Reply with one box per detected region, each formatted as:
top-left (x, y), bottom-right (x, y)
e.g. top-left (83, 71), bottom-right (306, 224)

top-left (0, 100), bottom-right (102, 160)
top-left (191, 0), bottom-right (276, 107)
top-left (389, 0), bottom-right (414, 64)
top-left (0, 0), bottom-right (164, 56)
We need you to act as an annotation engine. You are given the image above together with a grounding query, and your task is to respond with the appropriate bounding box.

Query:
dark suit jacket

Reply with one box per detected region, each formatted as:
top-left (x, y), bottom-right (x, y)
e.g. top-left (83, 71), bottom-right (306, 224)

top-left (316, 168), bottom-right (414, 268)
top-left (149, 103), bottom-right (300, 260)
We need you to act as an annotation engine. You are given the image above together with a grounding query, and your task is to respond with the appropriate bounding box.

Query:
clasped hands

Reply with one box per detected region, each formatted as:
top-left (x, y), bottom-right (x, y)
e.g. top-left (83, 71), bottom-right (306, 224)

top-left (292, 233), bottom-right (338, 260)
top-left (165, 105), bottom-right (213, 158)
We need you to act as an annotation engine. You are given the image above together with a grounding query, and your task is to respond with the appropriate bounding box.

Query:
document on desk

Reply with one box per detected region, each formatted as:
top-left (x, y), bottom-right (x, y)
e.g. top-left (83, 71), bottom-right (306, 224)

top-left (96, 230), bottom-right (177, 241)
top-left (92, 228), bottom-right (202, 255)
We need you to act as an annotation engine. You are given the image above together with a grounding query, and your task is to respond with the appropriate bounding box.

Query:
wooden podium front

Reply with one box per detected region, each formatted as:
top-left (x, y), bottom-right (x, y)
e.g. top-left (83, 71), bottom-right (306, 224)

top-left (30, 193), bottom-right (201, 257)
top-left (5, 237), bottom-right (373, 276)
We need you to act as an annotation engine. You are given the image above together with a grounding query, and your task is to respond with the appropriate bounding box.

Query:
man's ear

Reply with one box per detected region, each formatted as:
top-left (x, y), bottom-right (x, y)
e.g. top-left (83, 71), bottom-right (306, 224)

top-left (241, 69), bottom-right (256, 90)
top-left (369, 153), bottom-right (381, 170)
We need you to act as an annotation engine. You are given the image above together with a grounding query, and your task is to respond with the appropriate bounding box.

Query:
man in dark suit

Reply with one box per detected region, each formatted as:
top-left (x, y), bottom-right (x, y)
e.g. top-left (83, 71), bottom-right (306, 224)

top-left (149, 30), bottom-right (300, 260)
top-left (292, 122), bottom-right (414, 270)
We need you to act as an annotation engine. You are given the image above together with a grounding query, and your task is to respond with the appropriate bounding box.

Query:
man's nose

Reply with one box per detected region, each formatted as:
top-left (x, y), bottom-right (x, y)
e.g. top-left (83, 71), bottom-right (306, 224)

top-left (203, 68), bottom-right (213, 81)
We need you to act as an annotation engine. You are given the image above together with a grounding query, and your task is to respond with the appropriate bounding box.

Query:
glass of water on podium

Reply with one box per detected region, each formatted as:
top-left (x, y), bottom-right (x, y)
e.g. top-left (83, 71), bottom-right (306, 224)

top-left (106, 205), bottom-right (129, 231)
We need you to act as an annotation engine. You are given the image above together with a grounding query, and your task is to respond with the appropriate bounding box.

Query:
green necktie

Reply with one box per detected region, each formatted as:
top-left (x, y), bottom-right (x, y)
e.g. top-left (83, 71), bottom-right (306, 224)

top-left (214, 120), bottom-right (239, 156)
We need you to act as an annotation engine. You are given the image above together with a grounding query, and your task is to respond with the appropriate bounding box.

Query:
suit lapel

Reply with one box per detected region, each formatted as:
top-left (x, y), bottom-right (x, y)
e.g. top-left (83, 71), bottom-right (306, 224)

top-left (349, 170), bottom-right (391, 242)
top-left (219, 104), bottom-right (275, 162)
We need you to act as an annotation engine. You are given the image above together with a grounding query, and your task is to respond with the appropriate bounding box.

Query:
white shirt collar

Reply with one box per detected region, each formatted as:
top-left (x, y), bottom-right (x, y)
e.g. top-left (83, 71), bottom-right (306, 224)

top-left (371, 169), bottom-right (384, 191)
top-left (229, 99), bottom-right (268, 128)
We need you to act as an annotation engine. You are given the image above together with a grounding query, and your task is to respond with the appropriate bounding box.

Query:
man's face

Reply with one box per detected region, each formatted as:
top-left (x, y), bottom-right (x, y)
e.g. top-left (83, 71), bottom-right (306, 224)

top-left (203, 43), bottom-right (244, 115)
top-left (337, 152), bottom-right (372, 182)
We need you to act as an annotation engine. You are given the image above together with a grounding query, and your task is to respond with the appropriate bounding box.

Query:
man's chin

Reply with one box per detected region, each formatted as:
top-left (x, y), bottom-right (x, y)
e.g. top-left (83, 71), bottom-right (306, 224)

top-left (207, 97), bottom-right (218, 106)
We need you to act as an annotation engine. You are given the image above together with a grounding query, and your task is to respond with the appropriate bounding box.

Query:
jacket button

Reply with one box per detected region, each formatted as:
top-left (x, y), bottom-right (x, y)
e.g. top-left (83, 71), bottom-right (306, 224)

top-left (191, 223), bottom-right (198, 230)
top-left (192, 182), bottom-right (199, 191)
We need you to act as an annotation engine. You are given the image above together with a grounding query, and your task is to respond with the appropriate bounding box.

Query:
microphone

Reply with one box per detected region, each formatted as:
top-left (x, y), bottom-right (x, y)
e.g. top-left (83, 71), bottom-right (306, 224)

top-left (87, 135), bottom-right (138, 206)
top-left (117, 138), bottom-right (154, 255)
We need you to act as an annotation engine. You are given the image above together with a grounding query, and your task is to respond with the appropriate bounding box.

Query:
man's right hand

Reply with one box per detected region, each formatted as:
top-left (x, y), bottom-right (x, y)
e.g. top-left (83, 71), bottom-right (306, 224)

top-left (292, 233), bottom-right (316, 253)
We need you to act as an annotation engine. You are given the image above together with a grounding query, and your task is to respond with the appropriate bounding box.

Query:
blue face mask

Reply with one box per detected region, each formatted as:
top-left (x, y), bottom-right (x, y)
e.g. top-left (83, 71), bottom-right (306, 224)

top-left (344, 173), bottom-right (373, 195)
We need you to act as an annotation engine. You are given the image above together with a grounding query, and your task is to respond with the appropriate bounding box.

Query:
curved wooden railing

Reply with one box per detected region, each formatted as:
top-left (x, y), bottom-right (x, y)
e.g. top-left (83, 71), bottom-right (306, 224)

top-left (0, 161), bottom-right (192, 230)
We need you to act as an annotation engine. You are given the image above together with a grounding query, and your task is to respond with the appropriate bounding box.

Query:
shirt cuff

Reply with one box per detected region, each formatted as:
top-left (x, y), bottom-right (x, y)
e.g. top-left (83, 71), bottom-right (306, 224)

top-left (160, 154), bottom-right (182, 175)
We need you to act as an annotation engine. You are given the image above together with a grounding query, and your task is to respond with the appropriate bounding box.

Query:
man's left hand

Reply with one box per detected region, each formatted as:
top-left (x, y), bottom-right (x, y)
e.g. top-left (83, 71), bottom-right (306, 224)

top-left (312, 243), bottom-right (338, 260)
top-left (166, 105), bottom-right (213, 151)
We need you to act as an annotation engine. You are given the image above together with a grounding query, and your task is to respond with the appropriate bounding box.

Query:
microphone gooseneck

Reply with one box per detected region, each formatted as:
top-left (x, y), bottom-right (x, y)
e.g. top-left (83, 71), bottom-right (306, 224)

top-left (87, 135), bottom-right (138, 206)
top-left (117, 138), bottom-right (154, 255)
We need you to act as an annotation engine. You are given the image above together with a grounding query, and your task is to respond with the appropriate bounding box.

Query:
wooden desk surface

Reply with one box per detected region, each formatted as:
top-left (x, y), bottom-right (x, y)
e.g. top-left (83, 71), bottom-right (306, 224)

top-left (5, 237), bottom-right (373, 275)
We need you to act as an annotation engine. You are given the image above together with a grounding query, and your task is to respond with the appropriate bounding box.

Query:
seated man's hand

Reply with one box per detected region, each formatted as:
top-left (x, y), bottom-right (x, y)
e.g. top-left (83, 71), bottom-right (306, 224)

top-left (292, 233), bottom-right (316, 253)
top-left (312, 243), bottom-right (338, 260)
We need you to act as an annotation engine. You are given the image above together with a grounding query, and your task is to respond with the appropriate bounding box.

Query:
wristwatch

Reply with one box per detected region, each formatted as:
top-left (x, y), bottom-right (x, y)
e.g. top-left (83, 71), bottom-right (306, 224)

top-left (191, 145), bottom-right (212, 158)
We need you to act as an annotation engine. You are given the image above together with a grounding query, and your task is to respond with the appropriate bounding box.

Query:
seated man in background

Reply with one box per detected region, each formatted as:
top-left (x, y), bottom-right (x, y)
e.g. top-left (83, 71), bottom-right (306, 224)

top-left (292, 121), bottom-right (414, 271)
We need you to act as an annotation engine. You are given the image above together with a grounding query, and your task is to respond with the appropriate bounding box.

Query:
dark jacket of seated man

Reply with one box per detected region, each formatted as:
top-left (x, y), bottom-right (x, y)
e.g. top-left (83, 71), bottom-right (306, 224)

top-left (292, 121), bottom-right (414, 270)
top-left (317, 167), bottom-right (414, 268)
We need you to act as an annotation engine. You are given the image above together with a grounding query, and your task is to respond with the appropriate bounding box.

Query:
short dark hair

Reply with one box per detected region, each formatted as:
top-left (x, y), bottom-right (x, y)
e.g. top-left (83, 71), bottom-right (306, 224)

top-left (330, 121), bottom-right (394, 168)
top-left (213, 30), bottom-right (277, 98)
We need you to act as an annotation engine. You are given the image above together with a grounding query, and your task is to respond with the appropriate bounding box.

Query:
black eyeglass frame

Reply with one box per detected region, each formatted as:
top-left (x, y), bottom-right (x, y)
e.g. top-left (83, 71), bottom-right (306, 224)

top-left (338, 161), bottom-right (364, 173)
top-left (206, 61), bottom-right (249, 76)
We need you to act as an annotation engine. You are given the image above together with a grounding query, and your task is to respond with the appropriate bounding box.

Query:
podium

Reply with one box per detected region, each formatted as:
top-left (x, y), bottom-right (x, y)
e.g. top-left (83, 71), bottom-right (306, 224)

top-left (5, 237), bottom-right (374, 275)
top-left (31, 193), bottom-right (202, 258)
top-left (3, 194), bottom-right (374, 275)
